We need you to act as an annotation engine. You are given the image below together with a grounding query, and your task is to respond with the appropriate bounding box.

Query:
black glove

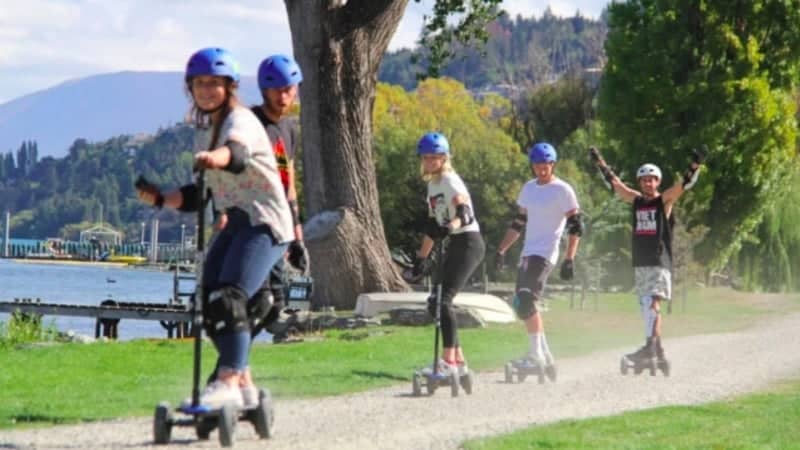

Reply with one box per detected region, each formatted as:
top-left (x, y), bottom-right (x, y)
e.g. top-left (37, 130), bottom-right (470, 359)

top-left (402, 254), bottom-right (430, 283)
top-left (691, 145), bottom-right (708, 165)
top-left (495, 252), bottom-right (506, 272)
top-left (135, 175), bottom-right (164, 208)
top-left (287, 240), bottom-right (309, 273)
top-left (588, 146), bottom-right (602, 163)
top-left (560, 259), bottom-right (574, 281)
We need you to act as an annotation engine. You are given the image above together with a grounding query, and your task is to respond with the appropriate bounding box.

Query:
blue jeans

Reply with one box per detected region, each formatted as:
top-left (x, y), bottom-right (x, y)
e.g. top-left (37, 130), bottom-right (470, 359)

top-left (203, 209), bottom-right (288, 371)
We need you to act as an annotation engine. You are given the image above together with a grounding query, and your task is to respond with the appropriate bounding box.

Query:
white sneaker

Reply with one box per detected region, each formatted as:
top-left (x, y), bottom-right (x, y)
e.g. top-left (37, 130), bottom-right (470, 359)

top-left (198, 380), bottom-right (244, 409)
top-left (240, 384), bottom-right (259, 408)
top-left (457, 361), bottom-right (469, 377)
top-left (544, 352), bottom-right (555, 366)
top-left (438, 360), bottom-right (458, 376)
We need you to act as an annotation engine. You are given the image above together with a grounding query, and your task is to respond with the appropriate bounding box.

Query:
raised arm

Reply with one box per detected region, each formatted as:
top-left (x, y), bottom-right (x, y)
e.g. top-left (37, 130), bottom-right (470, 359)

top-left (663, 147), bottom-right (706, 205)
top-left (589, 146), bottom-right (639, 204)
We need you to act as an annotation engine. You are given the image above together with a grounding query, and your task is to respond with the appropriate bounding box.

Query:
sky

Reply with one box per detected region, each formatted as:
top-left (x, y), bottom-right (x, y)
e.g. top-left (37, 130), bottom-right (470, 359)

top-left (0, 0), bottom-right (610, 104)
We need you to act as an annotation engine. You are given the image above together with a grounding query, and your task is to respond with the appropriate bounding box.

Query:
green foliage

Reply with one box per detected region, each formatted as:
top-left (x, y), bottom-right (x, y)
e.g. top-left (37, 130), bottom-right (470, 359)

top-left (598, 0), bottom-right (800, 271)
top-left (735, 166), bottom-right (800, 291)
top-left (382, 8), bottom-right (607, 90)
top-left (0, 126), bottom-right (195, 242)
top-left (465, 379), bottom-right (800, 450)
top-left (414, 0), bottom-right (504, 79)
top-left (512, 74), bottom-right (597, 149)
top-left (372, 78), bottom-right (525, 255)
top-left (0, 312), bottom-right (59, 349)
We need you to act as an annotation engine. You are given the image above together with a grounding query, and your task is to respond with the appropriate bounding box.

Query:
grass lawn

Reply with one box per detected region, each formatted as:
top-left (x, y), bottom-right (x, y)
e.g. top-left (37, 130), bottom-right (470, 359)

top-left (1, 287), bottom-right (798, 429)
top-left (463, 378), bottom-right (800, 450)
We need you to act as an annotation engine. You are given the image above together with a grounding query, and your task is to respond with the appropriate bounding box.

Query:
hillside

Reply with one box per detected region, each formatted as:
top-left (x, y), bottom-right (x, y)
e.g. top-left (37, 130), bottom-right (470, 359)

top-left (0, 71), bottom-right (261, 158)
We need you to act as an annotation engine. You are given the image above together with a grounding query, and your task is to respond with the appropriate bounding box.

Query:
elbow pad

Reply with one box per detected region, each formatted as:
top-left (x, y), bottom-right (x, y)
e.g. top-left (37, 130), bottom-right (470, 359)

top-left (177, 184), bottom-right (200, 212)
top-left (566, 213), bottom-right (584, 237)
top-left (510, 212), bottom-right (527, 232)
top-left (455, 204), bottom-right (474, 227)
top-left (224, 140), bottom-right (247, 174)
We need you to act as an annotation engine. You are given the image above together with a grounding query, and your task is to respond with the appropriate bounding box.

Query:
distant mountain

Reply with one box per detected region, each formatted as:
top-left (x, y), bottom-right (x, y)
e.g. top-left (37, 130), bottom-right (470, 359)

top-left (0, 71), bottom-right (261, 158)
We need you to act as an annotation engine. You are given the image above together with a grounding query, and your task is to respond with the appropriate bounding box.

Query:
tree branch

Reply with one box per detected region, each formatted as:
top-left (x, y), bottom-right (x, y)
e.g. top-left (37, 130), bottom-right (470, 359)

top-left (332, 0), bottom-right (398, 37)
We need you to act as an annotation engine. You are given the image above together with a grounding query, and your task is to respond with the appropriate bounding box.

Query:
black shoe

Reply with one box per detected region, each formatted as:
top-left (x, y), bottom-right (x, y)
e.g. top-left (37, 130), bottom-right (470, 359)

top-left (625, 339), bottom-right (655, 362)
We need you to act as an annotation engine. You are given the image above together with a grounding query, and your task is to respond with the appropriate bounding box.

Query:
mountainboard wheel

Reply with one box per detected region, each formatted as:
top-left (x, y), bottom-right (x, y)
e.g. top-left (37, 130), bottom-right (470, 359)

top-left (545, 364), bottom-right (557, 382)
top-left (460, 372), bottom-right (474, 395)
top-left (426, 374), bottom-right (437, 396)
top-left (153, 402), bottom-right (172, 444)
top-left (218, 403), bottom-right (236, 447)
top-left (412, 373), bottom-right (422, 397)
top-left (450, 372), bottom-right (459, 397)
top-left (196, 416), bottom-right (216, 440)
top-left (659, 359), bottom-right (671, 377)
top-left (536, 367), bottom-right (545, 384)
top-left (254, 388), bottom-right (275, 439)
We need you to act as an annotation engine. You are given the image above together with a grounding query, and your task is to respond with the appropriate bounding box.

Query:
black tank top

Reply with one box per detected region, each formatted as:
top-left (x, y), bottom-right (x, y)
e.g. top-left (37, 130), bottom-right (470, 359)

top-left (631, 196), bottom-right (672, 268)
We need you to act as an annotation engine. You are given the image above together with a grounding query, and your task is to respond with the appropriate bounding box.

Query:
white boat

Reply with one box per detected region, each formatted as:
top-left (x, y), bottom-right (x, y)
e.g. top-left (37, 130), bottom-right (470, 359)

top-left (354, 291), bottom-right (515, 324)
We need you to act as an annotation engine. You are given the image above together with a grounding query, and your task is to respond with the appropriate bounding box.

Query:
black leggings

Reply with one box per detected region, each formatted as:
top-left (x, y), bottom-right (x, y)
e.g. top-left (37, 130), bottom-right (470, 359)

top-left (432, 232), bottom-right (485, 349)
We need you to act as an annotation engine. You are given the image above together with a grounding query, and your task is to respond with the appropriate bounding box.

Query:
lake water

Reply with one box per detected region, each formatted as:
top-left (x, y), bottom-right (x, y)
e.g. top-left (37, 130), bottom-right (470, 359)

top-left (0, 259), bottom-right (271, 342)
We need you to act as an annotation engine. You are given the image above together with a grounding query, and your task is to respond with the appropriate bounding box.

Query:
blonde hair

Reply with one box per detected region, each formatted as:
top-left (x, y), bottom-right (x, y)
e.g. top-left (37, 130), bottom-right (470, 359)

top-left (420, 155), bottom-right (454, 182)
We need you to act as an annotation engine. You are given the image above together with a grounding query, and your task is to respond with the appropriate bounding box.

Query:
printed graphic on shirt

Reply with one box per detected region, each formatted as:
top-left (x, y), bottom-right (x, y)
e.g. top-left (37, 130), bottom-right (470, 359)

top-left (273, 137), bottom-right (289, 191)
top-left (635, 206), bottom-right (658, 235)
top-left (428, 193), bottom-right (448, 225)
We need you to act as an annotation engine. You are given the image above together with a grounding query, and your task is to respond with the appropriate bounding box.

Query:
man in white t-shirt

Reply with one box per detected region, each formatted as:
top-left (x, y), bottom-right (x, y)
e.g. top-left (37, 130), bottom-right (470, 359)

top-left (495, 142), bottom-right (583, 376)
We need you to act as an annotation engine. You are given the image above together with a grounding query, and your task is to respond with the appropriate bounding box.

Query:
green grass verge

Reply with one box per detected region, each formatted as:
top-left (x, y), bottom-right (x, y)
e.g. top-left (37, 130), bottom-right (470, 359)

top-left (1, 287), bottom-right (798, 429)
top-left (463, 378), bottom-right (800, 450)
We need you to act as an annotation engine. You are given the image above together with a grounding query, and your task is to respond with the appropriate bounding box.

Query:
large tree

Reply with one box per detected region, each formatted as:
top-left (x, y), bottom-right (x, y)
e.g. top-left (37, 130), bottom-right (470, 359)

top-left (284, 1), bottom-right (501, 309)
top-left (598, 0), bottom-right (800, 270)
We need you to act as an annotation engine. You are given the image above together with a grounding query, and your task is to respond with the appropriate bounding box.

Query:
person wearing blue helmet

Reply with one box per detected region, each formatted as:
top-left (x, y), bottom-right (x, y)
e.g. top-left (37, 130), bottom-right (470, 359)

top-left (136, 47), bottom-right (293, 409)
top-left (238, 53), bottom-right (307, 339)
top-left (406, 132), bottom-right (486, 378)
top-left (495, 142), bottom-right (583, 379)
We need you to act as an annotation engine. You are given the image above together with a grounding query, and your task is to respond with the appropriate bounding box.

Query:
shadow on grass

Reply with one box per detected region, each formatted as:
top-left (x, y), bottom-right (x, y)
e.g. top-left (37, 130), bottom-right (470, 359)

top-left (351, 370), bottom-right (408, 382)
top-left (10, 414), bottom-right (83, 425)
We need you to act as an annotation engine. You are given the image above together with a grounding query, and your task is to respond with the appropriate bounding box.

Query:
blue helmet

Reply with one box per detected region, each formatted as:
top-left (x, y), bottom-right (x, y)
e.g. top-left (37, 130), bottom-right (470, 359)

top-left (258, 54), bottom-right (303, 90)
top-left (417, 132), bottom-right (450, 155)
top-left (185, 47), bottom-right (240, 83)
top-left (529, 142), bottom-right (557, 164)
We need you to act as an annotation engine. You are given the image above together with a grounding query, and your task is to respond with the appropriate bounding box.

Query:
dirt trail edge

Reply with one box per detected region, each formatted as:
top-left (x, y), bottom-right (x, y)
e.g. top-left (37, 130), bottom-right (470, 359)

top-left (4, 313), bottom-right (800, 450)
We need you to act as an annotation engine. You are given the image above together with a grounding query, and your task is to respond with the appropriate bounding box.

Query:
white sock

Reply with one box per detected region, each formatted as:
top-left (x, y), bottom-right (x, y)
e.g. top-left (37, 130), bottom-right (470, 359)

top-left (640, 296), bottom-right (657, 338)
top-left (528, 333), bottom-right (543, 357)
top-left (541, 333), bottom-right (554, 360)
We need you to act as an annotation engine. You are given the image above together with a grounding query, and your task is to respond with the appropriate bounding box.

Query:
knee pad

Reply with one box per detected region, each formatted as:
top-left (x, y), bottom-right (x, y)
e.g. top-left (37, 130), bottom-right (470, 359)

top-left (512, 288), bottom-right (538, 320)
top-left (247, 287), bottom-right (274, 330)
top-left (204, 285), bottom-right (250, 335)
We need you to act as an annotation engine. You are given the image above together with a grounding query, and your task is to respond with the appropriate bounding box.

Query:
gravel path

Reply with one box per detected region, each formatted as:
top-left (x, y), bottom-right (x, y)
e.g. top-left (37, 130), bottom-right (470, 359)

top-left (4, 313), bottom-right (800, 450)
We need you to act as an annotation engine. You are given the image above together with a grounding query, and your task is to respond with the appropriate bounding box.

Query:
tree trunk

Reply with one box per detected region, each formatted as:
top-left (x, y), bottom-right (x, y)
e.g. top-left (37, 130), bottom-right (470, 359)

top-left (285, 0), bottom-right (410, 310)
